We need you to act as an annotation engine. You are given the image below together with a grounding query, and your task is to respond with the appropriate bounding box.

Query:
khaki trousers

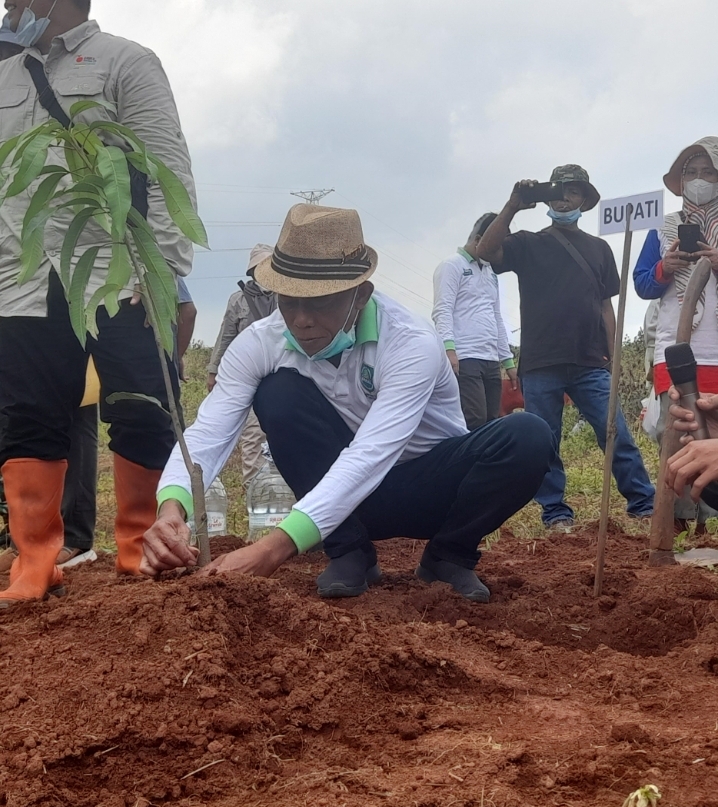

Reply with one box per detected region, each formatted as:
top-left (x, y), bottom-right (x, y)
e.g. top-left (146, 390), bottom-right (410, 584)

top-left (241, 409), bottom-right (266, 486)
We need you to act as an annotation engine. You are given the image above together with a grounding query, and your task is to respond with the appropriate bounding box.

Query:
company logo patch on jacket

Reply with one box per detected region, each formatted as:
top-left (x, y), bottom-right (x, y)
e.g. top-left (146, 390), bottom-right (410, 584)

top-left (462, 266), bottom-right (473, 277)
top-left (75, 56), bottom-right (97, 65)
top-left (360, 364), bottom-right (377, 398)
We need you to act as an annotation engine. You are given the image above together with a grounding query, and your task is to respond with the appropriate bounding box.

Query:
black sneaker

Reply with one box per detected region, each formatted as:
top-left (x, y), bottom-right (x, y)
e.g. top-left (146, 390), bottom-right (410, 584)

top-left (316, 547), bottom-right (382, 598)
top-left (415, 553), bottom-right (490, 603)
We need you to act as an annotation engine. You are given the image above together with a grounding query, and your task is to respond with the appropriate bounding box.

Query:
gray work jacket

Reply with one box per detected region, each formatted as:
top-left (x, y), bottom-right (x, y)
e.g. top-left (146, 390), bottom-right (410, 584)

top-left (0, 20), bottom-right (196, 317)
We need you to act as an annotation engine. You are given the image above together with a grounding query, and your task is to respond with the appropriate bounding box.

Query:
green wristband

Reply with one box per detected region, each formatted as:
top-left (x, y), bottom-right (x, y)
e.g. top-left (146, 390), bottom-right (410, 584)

top-left (278, 510), bottom-right (322, 554)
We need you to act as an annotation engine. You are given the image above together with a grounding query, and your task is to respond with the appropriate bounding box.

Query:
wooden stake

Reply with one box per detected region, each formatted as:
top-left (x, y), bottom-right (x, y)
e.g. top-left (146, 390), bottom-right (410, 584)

top-left (594, 204), bottom-right (633, 597)
top-left (648, 256), bottom-right (712, 565)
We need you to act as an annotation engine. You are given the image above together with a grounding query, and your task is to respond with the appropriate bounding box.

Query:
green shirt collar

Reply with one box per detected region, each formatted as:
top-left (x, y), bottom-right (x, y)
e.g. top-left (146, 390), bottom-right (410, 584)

top-left (356, 296), bottom-right (378, 344)
top-left (285, 295), bottom-right (379, 351)
top-left (457, 247), bottom-right (477, 264)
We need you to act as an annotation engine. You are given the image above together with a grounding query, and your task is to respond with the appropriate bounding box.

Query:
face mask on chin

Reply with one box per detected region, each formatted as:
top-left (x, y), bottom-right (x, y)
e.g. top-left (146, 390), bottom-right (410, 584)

top-left (684, 178), bottom-right (718, 207)
top-left (13, 0), bottom-right (58, 47)
top-left (547, 207), bottom-right (582, 225)
top-left (284, 289), bottom-right (359, 362)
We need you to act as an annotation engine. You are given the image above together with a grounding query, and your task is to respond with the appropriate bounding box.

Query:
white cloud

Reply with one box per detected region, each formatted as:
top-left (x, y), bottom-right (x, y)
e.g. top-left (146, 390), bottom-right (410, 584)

top-left (91, 0), bottom-right (718, 349)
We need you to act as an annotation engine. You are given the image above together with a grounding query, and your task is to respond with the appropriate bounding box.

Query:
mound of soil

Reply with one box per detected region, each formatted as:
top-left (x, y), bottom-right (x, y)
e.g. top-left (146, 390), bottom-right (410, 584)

top-left (1, 527), bottom-right (718, 807)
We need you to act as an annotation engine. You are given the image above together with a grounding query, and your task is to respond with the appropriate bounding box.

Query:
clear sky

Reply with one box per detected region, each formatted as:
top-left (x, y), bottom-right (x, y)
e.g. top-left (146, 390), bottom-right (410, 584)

top-left (94, 0), bottom-right (711, 347)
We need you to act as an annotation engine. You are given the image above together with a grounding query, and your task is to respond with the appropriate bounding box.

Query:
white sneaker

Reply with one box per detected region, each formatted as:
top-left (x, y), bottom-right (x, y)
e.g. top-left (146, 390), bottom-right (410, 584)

top-left (57, 548), bottom-right (98, 569)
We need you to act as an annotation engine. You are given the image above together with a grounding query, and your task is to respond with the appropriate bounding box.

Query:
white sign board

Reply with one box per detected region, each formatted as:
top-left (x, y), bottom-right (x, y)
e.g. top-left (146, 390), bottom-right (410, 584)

top-left (599, 190), bottom-right (664, 236)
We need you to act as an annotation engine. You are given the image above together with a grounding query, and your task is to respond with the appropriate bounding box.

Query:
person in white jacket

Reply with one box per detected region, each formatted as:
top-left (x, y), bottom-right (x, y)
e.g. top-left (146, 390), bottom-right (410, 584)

top-left (141, 204), bottom-right (554, 603)
top-left (432, 214), bottom-right (518, 429)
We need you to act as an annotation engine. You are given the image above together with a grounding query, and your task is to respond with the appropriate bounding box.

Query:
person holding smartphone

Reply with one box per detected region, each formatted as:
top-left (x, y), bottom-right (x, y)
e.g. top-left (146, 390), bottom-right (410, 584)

top-left (478, 165), bottom-right (655, 531)
top-left (633, 137), bottom-right (718, 535)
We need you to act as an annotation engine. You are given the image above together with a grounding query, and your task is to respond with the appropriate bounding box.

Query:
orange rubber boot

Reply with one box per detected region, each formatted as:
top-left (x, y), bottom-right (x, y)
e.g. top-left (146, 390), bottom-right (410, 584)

top-left (114, 454), bottom-right (162, 575)
top-left (0, 459), bottom-right (67, 608)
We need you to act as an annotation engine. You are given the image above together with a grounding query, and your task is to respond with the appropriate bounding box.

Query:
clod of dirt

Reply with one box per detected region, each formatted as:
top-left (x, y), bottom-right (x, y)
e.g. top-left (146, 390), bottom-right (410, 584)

top-left (610, 722), bottom-right (651, 745)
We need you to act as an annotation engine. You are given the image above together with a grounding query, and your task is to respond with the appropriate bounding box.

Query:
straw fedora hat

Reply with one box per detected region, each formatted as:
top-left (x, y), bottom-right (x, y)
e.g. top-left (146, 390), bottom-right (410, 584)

top-left (254, 204), bottom-right (378, 298)
top-left (664, 136), bottom-right (718, 196)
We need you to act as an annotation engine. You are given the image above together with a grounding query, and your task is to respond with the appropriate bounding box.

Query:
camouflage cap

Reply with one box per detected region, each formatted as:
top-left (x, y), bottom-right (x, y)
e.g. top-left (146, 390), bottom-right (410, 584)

top-left (549, 164), bottom-right (600, 211)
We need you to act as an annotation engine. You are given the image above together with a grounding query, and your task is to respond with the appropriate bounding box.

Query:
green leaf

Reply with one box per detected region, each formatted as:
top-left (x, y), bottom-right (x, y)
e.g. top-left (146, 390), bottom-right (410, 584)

top-left (54, 196), bottom-right (104, 212)
top-left (69, 99), bottom-right (117, 119)
top-left (73, 125), bottom-right (105, 157)
top-left (105, 242), bottom-right (132, 315)
top-left (84, 283), bottom-right (120, 338)
top-left (96, 145), bottom-right (131, 243)
top-left (23, 172), bottom-right (65, 232)
top-left (60, 208), bottom-right (97, 291)
top-left (106, 391), bottom-right (166, 411)
top-left (129, 213), bottom-right (177, 316)
top-left (145, 272), bottom-right (175, 355)
top-left (39, 164), bottom-right (70, 176)
top-left (64, 142), bottom-right (89, 181)
top-left (88, 120), bottom-right (150, 157)
top-left (17, 208), bottom-right (54, 285)
top-left (68, 246), bottom-right (101, 348)
top-left (148, 156), bottom-right (208, 249)
top-left (0, 135), bottom-right (21, 171)
top-left (57, 176), bottom-right (105, 197)
top-left (5, 131), bottom-right (55, 198)
top-left (126, 150), bottom-right (157, 182)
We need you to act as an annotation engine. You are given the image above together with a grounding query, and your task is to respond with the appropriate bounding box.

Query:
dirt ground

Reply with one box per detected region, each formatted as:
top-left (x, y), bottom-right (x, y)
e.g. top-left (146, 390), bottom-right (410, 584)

top-left (1, 526), bottom-right (718, 807)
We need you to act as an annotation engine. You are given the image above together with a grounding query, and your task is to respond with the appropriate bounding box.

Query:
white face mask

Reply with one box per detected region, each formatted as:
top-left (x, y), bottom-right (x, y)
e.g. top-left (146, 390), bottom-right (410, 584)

top-left (684, 178), bottom-right (718, 207)
top-left (13, 0), bottom-right (58, 47)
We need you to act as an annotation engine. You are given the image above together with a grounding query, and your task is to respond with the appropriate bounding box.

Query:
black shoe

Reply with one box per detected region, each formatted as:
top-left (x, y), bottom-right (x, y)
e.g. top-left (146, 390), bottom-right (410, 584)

top-left (316, 547), bottom-right (382, 598)
top-left (415, 553), bottom-right (490, 603)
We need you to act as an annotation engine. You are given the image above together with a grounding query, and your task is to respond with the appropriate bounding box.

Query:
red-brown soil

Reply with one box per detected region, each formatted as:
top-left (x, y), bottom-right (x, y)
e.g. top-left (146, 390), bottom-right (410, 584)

top-left (1, 526), bottom-right (718, 807)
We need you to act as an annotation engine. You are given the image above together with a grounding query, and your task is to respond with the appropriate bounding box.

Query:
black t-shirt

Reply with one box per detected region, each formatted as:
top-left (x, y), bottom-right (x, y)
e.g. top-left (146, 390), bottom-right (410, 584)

top-left (494, 227), bottom-right (620, 375)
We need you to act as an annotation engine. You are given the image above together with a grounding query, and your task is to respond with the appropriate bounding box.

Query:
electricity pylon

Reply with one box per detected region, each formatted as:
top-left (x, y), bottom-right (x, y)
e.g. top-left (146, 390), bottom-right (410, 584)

top-left (290, 189), bottom-right (335, 205)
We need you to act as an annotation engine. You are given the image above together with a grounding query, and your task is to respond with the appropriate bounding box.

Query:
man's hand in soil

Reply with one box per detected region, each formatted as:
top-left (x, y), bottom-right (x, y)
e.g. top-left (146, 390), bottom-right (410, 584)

top-left (141, 500), bottom-right (199, 576)
top-left (197, 529), bottom-right (297, 579)
top-left (667, 387), bottom-right (718, 499)
top-left (506, 367), bottom-right (519, 391)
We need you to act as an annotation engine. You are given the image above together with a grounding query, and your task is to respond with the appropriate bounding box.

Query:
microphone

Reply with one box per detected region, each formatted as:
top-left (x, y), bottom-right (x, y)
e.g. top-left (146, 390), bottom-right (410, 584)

top-left (665, 342), bottom-right (710, 441)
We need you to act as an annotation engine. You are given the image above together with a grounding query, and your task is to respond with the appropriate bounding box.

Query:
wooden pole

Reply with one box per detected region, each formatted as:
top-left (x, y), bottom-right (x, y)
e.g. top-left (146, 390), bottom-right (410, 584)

top-left (594, 204), bottom-right (633, 597)
top-left (648, 256), bottom-right (713, 566)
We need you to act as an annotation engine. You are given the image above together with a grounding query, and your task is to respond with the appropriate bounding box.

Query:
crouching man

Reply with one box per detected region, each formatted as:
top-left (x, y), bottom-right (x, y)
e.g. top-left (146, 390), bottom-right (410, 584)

top-left (142, 205), bottom-right (554, 602)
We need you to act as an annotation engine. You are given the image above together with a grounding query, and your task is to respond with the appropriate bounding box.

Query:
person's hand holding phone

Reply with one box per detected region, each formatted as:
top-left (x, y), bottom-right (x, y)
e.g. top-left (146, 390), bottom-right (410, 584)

top-left (693, 241), bottom-right (718, 270)
top-left (662, 239), bottom-right (692, 275)
top-left (508, 180), bottom-right (540, 214)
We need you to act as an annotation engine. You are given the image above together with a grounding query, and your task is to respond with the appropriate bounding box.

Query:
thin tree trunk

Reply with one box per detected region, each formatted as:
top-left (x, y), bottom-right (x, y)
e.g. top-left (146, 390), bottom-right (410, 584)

top-left (125, 238), bottom-right (211, 567)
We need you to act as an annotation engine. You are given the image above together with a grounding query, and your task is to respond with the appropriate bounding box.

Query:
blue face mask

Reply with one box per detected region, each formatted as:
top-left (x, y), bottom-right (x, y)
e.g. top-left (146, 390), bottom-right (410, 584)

top-left (13, 0), bottom-right (58, 48)
top-left (547, 207), bottom-right (582, 225)
top-left (284, 289), bottom-right (359, 361)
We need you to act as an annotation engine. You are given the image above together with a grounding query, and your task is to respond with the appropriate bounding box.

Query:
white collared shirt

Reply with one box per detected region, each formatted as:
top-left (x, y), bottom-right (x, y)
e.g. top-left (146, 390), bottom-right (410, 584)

top-left (432, 249), bottom-right (512, 362)
top-left (158, 292), bottom-right (468, 549)
top-left (0, 21), bottom-right (196, 317)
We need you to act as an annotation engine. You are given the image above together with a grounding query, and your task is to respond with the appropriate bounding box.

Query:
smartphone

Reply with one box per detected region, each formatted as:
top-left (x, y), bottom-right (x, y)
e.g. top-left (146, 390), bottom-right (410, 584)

top-left (678, 224), bottom-right (704, 254)
top-left (519, 181), bottom-right (566, 204)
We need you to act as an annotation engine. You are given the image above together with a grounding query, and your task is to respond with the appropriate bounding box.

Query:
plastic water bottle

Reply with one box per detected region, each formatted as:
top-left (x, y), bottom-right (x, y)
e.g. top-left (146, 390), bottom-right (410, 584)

top-left (187, 477), bottom-right (228, 541)
top-left (246, 456), bottom-right (296, 543)
top-left (206, 477), bottom-right (228, 537)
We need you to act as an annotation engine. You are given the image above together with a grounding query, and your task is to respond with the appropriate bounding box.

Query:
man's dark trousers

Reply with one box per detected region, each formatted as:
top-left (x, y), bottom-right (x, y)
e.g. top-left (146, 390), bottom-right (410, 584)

top-left (61, 405), bottom-right (98, 552)
top-left (0, 271), bottom-right (179, 470)
top-left (254, 368), bottom-right (554, 568)
top-left (458, 358), bottom-right (502, 429)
